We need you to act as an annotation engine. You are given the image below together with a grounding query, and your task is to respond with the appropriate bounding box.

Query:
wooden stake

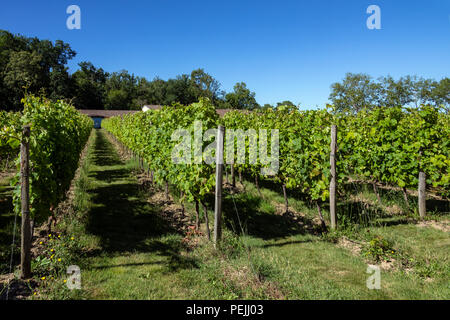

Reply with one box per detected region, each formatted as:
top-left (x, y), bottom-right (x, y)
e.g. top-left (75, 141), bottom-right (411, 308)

top-left (329, 124), bottom-right (337, 230)
top-left (255, 175), bottom-right (262, 197)
top-left (282, 183), bottom-right (289, 214)
top-left (316, 201), bottom-right (327, 232)
top-left (214, 125), bottom-right (225, 247)
top-left (165, 181), bottom-right (169, 201)
top-left (231, 164), bottom-right (236, 188)
top-left (372, 181), bottom-right (382, 205)
top-left (181, 200), bottom-right (185, 217)
top-left (30, 219), bottom-right (34, 242)
top-left (20, 125), bottom-right (31, 279)
top-left (195, 200), bottom-right (200, 230)
top-left (202, 202), bottom-right (211, 240)
top-left (402, 187), bottom-right (410, 209)
top-left (4, 155), bottom-right (9, 171)
top-left (418, 172), bottom-right (426, 218)
top-left (225, 165), bottom-right (229, 184)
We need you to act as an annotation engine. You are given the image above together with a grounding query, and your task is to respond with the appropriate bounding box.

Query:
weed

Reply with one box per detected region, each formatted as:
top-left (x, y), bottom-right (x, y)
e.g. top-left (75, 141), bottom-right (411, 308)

top-left (219, 230), bottom-right (247, 259)
top-left (361, 235), bottom-right (396, 262)
top-left (249, 255), bottom-right (276, 281)
top-left (32, 233), bottom-right (82, 278)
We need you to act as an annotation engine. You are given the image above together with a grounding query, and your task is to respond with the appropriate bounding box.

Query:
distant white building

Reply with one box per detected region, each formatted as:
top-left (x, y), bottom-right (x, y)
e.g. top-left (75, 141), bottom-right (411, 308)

top-left (142, 105), bottom-right (161, 112)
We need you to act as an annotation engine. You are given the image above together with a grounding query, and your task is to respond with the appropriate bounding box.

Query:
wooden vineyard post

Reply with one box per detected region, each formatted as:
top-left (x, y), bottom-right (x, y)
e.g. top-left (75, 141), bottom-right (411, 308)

top-left (418, 172), bottom-right (426, 218)
top-left (202, 202), bottom-right (211, 241)
top-left (195, 200), bottom-right (200, 230)
top-left (329, 124), bottom-right (337, 230)
top-left (231, 164), bottom-right (236, 188)
top-left (282, 184), bottom-right (289, 214)
top-left (165, 181), bottom-right (169, 201)
top-left (255, 175), bottom-right (262, 197)
top-left (214, 125), bottom-right (225, 247)
top-left (20, 125), bottom-right (31, 279)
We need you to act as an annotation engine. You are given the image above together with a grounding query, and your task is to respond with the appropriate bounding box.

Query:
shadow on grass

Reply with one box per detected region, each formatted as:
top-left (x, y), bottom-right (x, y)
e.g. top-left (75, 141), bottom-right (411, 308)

top-left (90, 129), bottom-right (123, 167)
top-left (343, 181), bottom-right (450, 215)
top-left (256, 176), bottom-right (449, 227)
top-left (221, 191), bottom-right (318, 241)
top-left (335, 200), bottom-right (411, 228)
top-left (90, 168), bottom-right (130, 183)
top-left (239, 171), bottom-right (311, 202)
top-left (260, 239), bottom-right (314, 248)
top-left (426, 199), bottom-right (450, 215)
top-left (83, 130), bottom-right (198, 272)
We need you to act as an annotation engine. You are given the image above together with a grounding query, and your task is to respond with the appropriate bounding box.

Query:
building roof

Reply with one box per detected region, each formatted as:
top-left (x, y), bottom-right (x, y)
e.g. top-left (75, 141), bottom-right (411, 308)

top-left (78, 109), bottom-right (140, 118)
top-left (78, 107), bottom-right (237, 118)
top-left (215, 109), bottom-right (231, 117)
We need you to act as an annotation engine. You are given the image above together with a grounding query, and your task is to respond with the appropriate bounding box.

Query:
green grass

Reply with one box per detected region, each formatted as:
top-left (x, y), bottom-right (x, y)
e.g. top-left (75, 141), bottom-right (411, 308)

top-left (37, 130), bottom-right (273, 299)
top-left (31, 129), bottom-right (450, 300)
top-left (240, 231), bottom-right (449, 299)
top-left (224, 173), bottom-right (450, 299)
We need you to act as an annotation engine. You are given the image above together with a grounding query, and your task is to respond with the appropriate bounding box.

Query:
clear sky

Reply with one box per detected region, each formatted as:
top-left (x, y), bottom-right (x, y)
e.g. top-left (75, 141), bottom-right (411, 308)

top-left (1, 0), bottom-right (449, 109)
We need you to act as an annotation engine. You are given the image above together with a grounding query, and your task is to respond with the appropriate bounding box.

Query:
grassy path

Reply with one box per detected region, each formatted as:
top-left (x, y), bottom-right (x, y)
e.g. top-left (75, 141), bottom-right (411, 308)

top-left (77, 129), bottom-right (202, 299)
top-left (56, 129), bottom-right (449, 300)
top-left (78, 129), bottom-right (271, 299)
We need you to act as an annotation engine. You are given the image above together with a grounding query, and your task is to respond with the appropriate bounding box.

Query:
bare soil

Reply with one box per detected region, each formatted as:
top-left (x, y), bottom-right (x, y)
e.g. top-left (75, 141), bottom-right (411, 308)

top-left (416, 220), bottom-right (450, 232)
top-left (337, 236), bottom-right (397, 271)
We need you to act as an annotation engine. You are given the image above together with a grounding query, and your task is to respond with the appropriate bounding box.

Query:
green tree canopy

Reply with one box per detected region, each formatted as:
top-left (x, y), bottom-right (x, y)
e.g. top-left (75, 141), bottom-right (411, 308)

top-left (276, 100), bottom-right (297, 108)
top-left (329, 73), bottom-right (381, 113)
top-left (225, 82), bottom-right (259, 110)
top-left (329, 73), bottom-right (449, 113)
top-left (0, 30), bottom-right (76, 110)
top-left (189, 68), bottom-right (224, 104)
top-left (71, 62), bottom-right (108, 109)
top-left (104, 70), bottom-right (138, 109)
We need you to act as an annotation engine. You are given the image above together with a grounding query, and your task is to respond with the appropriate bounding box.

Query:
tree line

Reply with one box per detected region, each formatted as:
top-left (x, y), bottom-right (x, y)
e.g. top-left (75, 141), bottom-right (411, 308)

top-left (329, 73), bottom-right (449, 113)
top-left (0, 30), bottom-right (448, 112)
top-left (0, 30), bottom-right (263, 111)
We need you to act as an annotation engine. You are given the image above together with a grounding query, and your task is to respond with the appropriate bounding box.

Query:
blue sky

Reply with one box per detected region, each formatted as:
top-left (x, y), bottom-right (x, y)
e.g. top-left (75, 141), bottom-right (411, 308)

top-left (1, 0), bottom-right (449, 108)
